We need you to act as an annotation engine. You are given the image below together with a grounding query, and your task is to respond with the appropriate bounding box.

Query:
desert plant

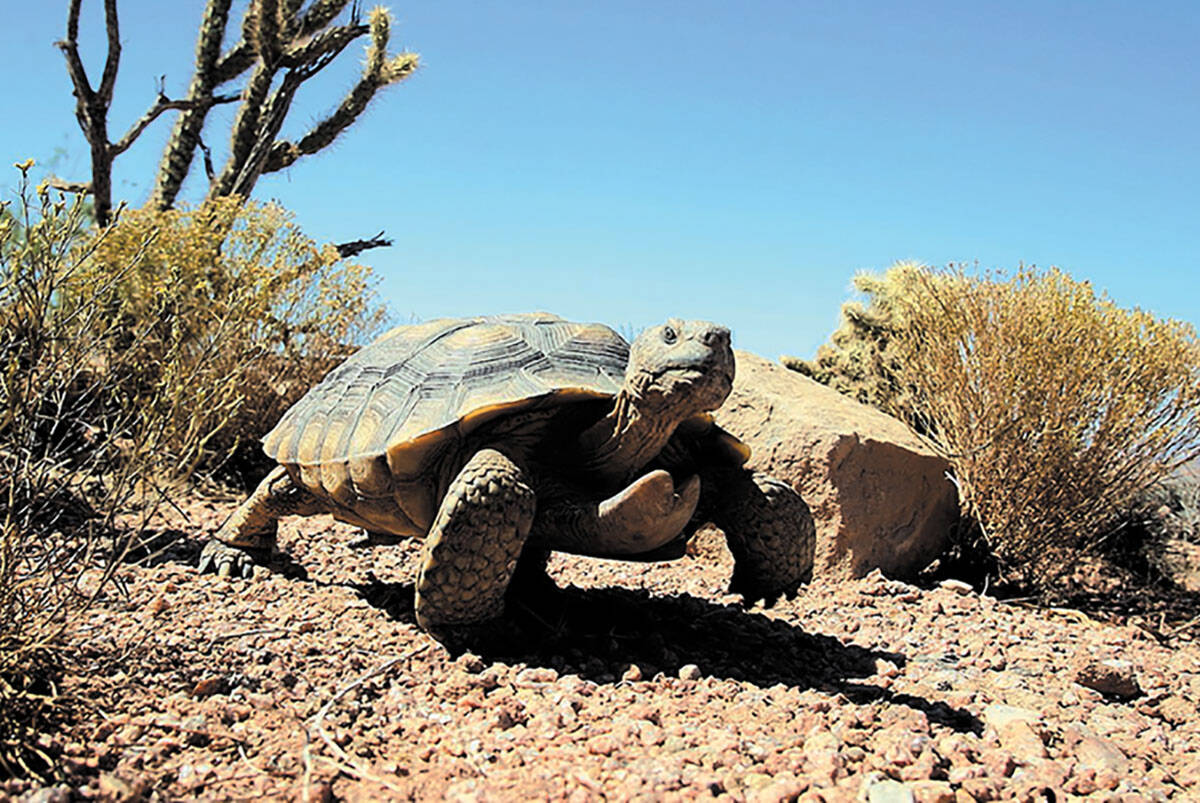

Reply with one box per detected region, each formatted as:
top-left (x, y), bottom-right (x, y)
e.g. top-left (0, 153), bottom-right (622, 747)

top-left (75, 196), bottom-right (389, 481)
top-left (884, 264), bottom-right (1200, 590)
top-left (1, 160), bottom-right (388, 777)
top-left (782, 260), bottom-right (950, 428)
top-left (54, 0), bottom-right (419, 226)
top-left (0, 161), bottom-right (165, 779)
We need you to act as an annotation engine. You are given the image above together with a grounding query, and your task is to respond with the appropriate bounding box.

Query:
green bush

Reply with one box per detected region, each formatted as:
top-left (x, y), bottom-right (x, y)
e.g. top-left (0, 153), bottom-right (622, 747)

top-left (882, 265), bottom-right (1200, 590)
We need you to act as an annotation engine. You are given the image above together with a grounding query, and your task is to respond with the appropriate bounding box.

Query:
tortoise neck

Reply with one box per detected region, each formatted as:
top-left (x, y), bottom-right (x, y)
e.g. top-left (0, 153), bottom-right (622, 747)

top-left (578, 389), bottom-right (678, 486)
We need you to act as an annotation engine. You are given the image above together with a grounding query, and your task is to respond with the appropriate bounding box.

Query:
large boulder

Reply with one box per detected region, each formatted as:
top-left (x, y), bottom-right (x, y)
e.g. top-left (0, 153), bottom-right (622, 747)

top-left (714, 351), bottom-right (958, 581)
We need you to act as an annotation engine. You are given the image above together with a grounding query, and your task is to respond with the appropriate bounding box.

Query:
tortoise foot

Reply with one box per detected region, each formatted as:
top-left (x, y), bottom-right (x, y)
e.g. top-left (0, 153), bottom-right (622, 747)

top-left (715, 471), bottom-right (815, 607)
top-left (197, 539), bottom-right (269, 579)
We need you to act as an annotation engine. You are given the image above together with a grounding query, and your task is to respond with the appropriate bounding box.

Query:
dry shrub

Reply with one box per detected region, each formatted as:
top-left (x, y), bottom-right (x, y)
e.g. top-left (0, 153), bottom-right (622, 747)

top-left (0, 163), bottom-right (162, 778)
top-left (1, 163), bottom-right (387, 778)
top-left (77, 196), bottom-right (387, 481)
top-left (889, 264), bottom-right (1200, 590)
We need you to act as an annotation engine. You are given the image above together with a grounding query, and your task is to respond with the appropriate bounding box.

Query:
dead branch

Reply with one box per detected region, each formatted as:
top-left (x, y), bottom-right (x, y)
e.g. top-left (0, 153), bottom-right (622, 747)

top-left (112, 81), bottom-right (239, 157)
top-left (334, 232), bottom-right (392, 259)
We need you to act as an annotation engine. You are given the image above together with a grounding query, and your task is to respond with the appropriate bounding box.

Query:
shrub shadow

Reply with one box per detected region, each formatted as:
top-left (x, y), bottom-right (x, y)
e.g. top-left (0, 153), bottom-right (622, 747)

top-left (353, 579), bottom-right (981, 735)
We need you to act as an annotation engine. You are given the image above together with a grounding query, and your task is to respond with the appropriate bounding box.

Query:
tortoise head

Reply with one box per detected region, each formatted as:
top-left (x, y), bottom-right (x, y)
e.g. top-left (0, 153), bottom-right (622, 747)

top-left (625, 319), bottom-right (735, 416)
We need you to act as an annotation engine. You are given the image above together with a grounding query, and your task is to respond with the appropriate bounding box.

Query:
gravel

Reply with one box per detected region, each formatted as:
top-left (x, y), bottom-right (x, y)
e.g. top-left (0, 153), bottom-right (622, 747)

top-left (6, 500), bottom-right (1200, 801)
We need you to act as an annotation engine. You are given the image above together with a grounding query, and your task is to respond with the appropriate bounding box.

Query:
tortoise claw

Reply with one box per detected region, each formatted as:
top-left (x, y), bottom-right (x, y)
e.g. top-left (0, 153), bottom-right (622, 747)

top-left (198, 539), bottom-right (262, 580)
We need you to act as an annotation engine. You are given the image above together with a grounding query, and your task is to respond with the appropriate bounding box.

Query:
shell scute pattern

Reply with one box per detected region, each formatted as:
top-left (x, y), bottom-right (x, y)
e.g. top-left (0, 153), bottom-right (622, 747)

top-left (263, 314), bottom-right (629, 506)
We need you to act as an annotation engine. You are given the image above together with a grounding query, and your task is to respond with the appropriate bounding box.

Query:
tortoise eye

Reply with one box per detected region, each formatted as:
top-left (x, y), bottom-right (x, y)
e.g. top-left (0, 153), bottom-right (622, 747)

top-left (662, 325), bottom-right (677, 344)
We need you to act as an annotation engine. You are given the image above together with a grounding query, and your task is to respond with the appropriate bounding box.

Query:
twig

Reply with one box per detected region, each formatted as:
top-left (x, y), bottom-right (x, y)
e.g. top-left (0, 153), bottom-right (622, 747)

top-left (43, 175), bottom-right (92, 194)
top-left (1167, 613), bottom-right (1200, 638)
top-left (308, 643), bottom-right (430, 793)
top-left (334, 231), bottom-right (392, 259)
top-left (145, 719), bottom-right (246, 745)
top-left (203, 626), bottom-right (290, 652)
top-left (112, 84), bottom-right (239, 156)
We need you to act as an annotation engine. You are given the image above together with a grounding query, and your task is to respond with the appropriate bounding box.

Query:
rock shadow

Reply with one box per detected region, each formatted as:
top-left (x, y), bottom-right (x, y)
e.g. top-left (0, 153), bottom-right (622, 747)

top-left (353, 579), bottom-right (981, 735)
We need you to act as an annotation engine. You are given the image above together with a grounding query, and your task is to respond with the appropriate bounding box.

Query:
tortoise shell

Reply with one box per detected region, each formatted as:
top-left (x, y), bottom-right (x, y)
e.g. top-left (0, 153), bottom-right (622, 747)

top-left (262, 313), bottom-right (629, 521)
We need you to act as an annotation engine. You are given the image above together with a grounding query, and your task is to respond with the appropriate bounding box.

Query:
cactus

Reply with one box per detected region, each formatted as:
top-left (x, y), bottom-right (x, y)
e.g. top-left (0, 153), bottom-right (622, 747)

top-left (55, 0), bottom-right (419, 225)
top-left (783, 260), bottom-right (936, 426)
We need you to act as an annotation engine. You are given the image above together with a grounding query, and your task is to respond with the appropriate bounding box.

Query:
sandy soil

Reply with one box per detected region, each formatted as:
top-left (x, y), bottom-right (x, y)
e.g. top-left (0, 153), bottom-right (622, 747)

top-left (6, 497), bottom-right (1200, 802)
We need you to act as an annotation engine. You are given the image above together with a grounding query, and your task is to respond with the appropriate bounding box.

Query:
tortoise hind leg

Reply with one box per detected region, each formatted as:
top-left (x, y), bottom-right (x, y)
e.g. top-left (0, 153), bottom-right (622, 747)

top-left (415, 449), bottom-right (536, 635)
top-left (199, 465), bottom-right (326, 578)
top-left (706, 469), bottom-right (815, 606)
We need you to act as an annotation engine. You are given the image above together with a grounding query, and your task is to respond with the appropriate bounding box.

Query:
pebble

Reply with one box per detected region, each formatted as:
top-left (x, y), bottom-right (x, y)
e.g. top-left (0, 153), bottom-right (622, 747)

top-left (1074, 658), bottom-right (1143, 698)
top-left (38, 499), bottom-right (1197, 802)
top-left (938, 579), bottom-right (974, 596)
top-left (190, 677), bottom-right (227, 698)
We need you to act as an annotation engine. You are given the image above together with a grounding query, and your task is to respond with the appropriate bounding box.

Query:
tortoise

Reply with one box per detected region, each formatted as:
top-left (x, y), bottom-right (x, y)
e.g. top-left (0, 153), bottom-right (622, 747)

top-left (199, 313), bottom-right (814, 635)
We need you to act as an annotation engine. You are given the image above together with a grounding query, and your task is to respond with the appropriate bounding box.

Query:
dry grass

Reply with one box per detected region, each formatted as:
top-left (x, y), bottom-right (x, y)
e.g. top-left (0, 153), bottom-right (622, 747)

top-left (0, 163), bottom-right (157, 778)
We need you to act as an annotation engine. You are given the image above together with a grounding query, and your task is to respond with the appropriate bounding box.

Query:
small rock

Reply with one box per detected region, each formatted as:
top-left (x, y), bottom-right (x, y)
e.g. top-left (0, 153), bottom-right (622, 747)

top-left (516, 666), bottom-right (558, 684)
top-left (981, 703), bottom-right (1041, 731)
top-left (749, 775), bottom-right (808, 803)
top-left (908, 780), bottom-right (955, 803)
top-left (1074, 734), bottom-right (1128, 773)
top-left (622, 664), bottom-right (643, 682)
top-left (995, 720), bottom-right (1047, 762)
top-left (865, 777), bottom-right (915, 803)
top-left (938, 579), bottom-right (973, 596)
top-left (678, 664), bottom-right (702, 681)
top-left (586, 734), bottom-right (618, 756)
top-left (1152, 694), bottom-right (1191, 725)
top-left (190, 677), bottom-right (227, 699)
top-left (1074, 659), bottom-right (1141, 699)
top-left (875, 658), bottom-right (901, 679)
top-left (979, 748), bottom-right (1017, 778)
top-left (467, 670), bottom-right (500, 690)
top-left (98, 773), bottom-right (145, 800)
top-left (739, 772), bottom-right (774, 791)
top-left (456, 653), bottom-right (485, 674)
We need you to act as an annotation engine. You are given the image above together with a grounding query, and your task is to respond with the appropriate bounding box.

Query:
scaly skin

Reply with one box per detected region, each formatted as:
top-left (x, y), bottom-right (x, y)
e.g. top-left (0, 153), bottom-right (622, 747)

top-left (414, 449), bottom-right (536, 631)
top-left (198, 466), bottom-right (326, 578)
top-left (705, 468), bottom-right (815, 606)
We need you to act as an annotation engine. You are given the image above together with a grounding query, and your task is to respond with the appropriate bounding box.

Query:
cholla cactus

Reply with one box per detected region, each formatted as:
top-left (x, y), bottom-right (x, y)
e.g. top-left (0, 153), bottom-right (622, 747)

top-left (783, 260), bottom-right (933, 424)
top-left (206, 3), bottom-right (419, 200)
top-left (56, 0), bottom-right (419, 224)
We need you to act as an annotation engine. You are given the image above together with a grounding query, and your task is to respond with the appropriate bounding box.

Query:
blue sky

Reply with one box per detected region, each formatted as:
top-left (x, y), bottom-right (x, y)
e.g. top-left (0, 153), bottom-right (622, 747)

top-left (3, 1), bottom-right (1197, 359)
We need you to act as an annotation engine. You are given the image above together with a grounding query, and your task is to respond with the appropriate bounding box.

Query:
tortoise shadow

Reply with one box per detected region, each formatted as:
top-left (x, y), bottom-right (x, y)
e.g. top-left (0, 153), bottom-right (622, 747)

top-left (352, 578), bottom-right (982, 735)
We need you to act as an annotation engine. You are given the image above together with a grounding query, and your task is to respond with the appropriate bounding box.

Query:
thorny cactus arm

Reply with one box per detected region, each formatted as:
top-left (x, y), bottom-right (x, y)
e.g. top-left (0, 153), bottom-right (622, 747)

top-left (148, 0), bottom-right (236, 211)
top-left (263, 8), bottom-right (419, 176)
top-left (209, 4), bottom-right (418, 201)
top-left (63, 0), bottom-right (416, 237)
top-left (154, 0), bottom-right (416, 209)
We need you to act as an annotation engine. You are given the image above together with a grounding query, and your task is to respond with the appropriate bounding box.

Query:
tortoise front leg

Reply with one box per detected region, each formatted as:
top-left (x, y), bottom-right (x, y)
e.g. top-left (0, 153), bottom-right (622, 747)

top-left (415, 449), bottom-right (536, 633)
top-left (532, 470), bottom-right (700, 558)
top-left (198, 465), bottom-right (326, 578)
top-left (703, 468), bottom-right (815, 606)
